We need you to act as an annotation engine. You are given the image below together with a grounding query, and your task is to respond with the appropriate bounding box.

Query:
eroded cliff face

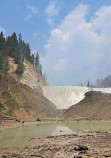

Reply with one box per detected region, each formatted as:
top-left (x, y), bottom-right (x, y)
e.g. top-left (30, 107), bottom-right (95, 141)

top-left (8, 57), bottom-right (47, 90)
top-left (0, 58), bottom-right (56, 119)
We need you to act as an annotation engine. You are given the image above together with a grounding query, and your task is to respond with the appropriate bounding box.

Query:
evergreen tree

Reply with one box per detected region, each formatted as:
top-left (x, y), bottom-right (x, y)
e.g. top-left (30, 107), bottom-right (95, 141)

top-left (0, 32), bottom-right (6, 70)
top-left (7, 32), bottom-right (18, 58)
top-left (0, 32), bottom-right (43, 83)
top-left (87, 81), bottom-right (90, 87)
top-left (30, 53), bottom-right (35, 65)
top-left (39, 64), bottom-right (42, 75)
top-left (25, 43), bottom-right (31, 61)
top-left (35, 52), bottom-right (40, 72)
top-left (16, 53), bottom-right (24, 79)
top-left (1, 57), bottom-right (9, 90)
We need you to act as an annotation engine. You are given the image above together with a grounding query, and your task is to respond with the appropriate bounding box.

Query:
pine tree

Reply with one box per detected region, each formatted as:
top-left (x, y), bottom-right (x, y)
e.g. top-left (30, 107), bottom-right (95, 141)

top-left (16, 33), bottom-right (24, 78)
top-left (43, 73), bottom-right (46, 80)
top-left (0, 32), bottom-right (6, 70)
top-left (87, 81), bottom-right (90, 87)
top-left (1, 57), bottom-right (9, 91)
top-left (7, 32), bottom-right (18, 58)
top-left (35, 52), bottom-right (40, 72)
top-left (30, 53), bottom-right (35, 65)
top-left (39, 64), bottom-right (42, 75)
top-left (16, 53), bottom-right (24, 79)
top-left (0, 32), bottom-right (43, 83)
top-left (25, 43), bottom-right (31, 61)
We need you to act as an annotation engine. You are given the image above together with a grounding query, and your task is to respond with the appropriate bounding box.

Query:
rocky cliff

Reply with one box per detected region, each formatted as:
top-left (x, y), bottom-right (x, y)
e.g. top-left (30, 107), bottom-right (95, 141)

top-left (0, 58), bottom-right (56, 118)
top-left (9, 57), bottom-right (47, 90)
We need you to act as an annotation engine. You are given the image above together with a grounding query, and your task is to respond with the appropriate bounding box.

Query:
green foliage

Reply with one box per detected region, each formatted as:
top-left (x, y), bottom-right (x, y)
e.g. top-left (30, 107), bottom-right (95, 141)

top-left (5, 98), bottom-right (19, 109)
top-left (7, 109), bottom-right (13, 116)
top-left (0, 31), bottom-right (44, 82)
top-left (35, 52), bottom-right (42, 74)
top-left (95, 75), bottom-right (111, 88)
top-left (16, 53), bottom-right (24, 78)
top-left (0, 32), bottom-right (6, 70)
top-left (1, 91), bottom-right (18, 116)
top-left (1, 57), bottom-right (10, 90)
top-left (1, 91), bottom-right (12, 100)
top-left (30, 54), bottom-right (35, 65)
top-left (87, 81), bottom-right (90, 87)
top-left (0, 101), bottom-right (5, 112)
top-left (8, 77), bottom-right (17, 85)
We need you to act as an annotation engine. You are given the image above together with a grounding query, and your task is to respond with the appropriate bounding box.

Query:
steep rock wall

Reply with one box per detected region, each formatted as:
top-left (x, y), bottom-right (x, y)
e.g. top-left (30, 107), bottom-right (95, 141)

top-left (8, 57), bottom-right (47, 90)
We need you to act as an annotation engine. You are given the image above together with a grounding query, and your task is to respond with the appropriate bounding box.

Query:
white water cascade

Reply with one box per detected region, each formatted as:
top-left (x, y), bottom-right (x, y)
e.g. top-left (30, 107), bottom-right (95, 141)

top-left (42, 86), bottom-right (89, 109)
top-left (42, 86), bottom-right (111, 109)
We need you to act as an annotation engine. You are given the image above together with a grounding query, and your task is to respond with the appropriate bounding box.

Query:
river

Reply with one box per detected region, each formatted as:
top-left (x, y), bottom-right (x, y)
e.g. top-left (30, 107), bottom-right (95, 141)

top-left (0, 121), bottom-right (111, 152)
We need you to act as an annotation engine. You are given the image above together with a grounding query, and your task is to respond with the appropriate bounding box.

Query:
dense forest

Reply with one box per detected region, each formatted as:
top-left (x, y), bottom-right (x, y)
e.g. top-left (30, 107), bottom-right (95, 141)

top-left (85, 75), bottom-right (111, 88)
top-left (94, 75), bottom-right (111, 88)
top-left (0, 32), bottom-right (43, 90)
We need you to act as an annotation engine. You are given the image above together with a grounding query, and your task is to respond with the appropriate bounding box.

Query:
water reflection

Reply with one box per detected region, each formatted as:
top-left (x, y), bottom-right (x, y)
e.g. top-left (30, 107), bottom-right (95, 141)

top-left (0, 123), bottom-right (56, 149)
top-left (1, 121), bottom-right (111, 150)
top-left (64, 121), bottom-right (111, 132)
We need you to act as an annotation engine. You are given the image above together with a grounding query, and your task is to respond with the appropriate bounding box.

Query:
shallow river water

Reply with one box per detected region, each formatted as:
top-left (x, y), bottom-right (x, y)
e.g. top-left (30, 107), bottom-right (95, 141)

top-left (0, 121), bottom-right (111, 151)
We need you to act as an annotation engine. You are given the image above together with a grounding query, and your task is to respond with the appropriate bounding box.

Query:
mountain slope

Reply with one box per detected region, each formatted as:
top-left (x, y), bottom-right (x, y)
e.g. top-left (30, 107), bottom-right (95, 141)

top-left (0, 57), bottom-right (56, 119)
top-left (63, 91), bottom-right (111, 120)
top-left (9, 57), bottom-right (47, 90)
top-left (0, 82), bottom-right (56, 118)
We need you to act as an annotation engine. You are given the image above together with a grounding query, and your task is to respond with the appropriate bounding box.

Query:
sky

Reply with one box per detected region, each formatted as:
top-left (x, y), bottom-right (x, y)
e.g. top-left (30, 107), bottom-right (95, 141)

top-left (0, 0), bottom-right (111, 86)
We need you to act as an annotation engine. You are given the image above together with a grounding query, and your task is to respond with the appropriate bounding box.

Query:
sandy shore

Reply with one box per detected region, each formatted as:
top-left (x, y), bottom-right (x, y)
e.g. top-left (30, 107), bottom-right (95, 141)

top-left (1, 120), bottom-right (111, 157)
top-left (0, 119), bottom-right (61, 131)
top-left (1, 119), bottom-right (111, 131)
top-left (1, 130), bottom-right (111, 158)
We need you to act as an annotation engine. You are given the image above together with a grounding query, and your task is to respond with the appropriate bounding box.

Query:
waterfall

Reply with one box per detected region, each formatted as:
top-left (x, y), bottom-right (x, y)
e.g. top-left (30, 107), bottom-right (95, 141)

top-left (42, 86), bottom-right (111, 109)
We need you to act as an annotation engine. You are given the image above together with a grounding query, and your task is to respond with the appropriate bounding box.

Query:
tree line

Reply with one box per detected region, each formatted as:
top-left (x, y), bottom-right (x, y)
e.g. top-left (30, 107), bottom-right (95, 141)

top-left (94, 75), bottom-right (111, 88)
top-left (81, 75), bottom-right (111, 88)
top-left (0, 32), bottom-right (44, 90)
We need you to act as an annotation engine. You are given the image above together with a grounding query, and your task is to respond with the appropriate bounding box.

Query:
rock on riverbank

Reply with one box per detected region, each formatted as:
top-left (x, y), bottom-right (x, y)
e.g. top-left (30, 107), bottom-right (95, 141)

top-left (1, 130), bottom-right (111, 158)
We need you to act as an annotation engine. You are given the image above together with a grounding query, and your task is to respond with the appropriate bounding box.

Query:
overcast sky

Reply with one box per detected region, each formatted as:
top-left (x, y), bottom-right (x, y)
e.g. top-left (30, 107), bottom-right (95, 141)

top-left (1, 0), bottom-right (111, 85)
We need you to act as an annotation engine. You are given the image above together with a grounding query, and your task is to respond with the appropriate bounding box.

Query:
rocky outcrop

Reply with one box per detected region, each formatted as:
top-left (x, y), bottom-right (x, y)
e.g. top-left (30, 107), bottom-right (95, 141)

top-left (8, 57), bottom-right (47, 90)
top-left (0, 58), bottom-right (56, 118)
top-left (64, 91), bottom-right (111, 120)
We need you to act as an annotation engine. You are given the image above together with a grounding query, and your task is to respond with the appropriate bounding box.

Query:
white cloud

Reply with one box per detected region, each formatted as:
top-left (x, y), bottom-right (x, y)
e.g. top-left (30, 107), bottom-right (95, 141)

top-left (44, 4), bottom-right (111, 86)
top-left (46, 2), bottom-right (59, 17)
top-left (92, 5), bottom-right (111, 40)
top-left (45, 1), bottom-right (60, 26)
top-left (0, 26), bottom-right (6, 34)
top-left (25, 5), bottom-right (38, 21)
top-left (54, 59), bottom-right (66, 70)
top-left (25, 14), bottom-right (32, 21)
top-left (27, 5), bottom-right (38, 15)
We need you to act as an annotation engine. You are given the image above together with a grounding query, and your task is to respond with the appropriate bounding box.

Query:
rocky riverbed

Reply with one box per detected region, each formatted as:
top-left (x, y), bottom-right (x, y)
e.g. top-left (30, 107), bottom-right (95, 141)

top-left (1, 130), bottom-right (111, 158)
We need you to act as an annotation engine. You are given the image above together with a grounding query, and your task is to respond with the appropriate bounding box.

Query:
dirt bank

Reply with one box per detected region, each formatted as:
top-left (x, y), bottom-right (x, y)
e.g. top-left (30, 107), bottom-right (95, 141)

top-left (64, 91), bottom-right (111, 120)
top-left (1, 130), bottom-right (111, 158)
